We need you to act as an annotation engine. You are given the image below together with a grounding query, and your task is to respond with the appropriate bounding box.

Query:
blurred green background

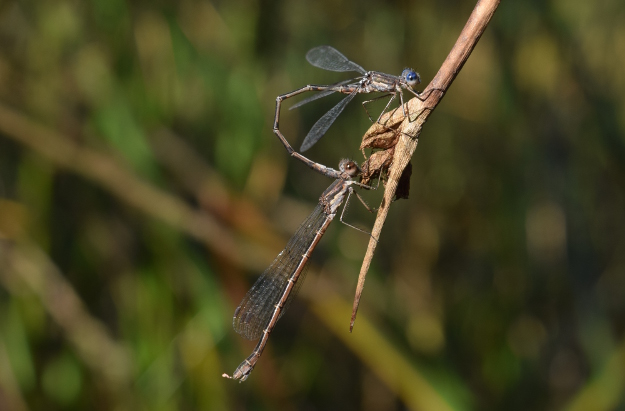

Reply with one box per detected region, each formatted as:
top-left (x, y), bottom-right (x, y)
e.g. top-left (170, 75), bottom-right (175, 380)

top-left (1, 0), bottom-right (625, 409)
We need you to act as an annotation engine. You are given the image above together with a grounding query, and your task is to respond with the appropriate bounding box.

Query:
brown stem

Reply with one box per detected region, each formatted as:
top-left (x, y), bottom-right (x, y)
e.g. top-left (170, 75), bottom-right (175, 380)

top-left (351, 0), bottom-right (502, 331)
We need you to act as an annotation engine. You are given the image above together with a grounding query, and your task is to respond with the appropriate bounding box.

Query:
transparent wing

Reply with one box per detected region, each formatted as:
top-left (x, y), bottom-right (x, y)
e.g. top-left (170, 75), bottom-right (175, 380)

top-left (306, 46), bottom-right (366, 74)
top-left (300, 90), bottom-right (358, 152)
top-left (233, 205), bottom-right (327, 340)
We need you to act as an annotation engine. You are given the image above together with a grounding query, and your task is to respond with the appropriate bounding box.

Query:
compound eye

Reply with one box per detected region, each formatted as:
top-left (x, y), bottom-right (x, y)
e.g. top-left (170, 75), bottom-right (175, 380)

top-left (341, 160), bottom-right (360, 177)
top-left (403, 69), bottom-right (420, 87)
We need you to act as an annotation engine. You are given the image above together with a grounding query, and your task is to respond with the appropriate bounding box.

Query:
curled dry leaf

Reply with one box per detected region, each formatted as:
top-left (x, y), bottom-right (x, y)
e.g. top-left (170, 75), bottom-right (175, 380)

top-left (360, 99), bottom-right (434, 153)
top-left (359, 105), bottom-right (408, 152)
top-left (360, 147), bottom-right (412, 200)
top-left (360, 124), bottom-right (399, 150)
top-left (360, 148), bottom-right (394, 185)
top-left (360, 129), bottom-right (399, 151)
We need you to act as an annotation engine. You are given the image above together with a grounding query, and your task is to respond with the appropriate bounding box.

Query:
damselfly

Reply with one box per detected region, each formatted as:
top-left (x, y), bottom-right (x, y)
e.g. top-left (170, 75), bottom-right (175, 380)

top-left (273, 45), bottom-right (421, 152)
top-left (222, 158), bottom-right (373, 382)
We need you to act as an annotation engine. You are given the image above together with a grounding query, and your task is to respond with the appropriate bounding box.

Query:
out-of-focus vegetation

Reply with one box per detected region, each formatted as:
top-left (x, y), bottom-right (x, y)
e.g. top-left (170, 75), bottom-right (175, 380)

top-left (0, 0), bottom-right (624, 409)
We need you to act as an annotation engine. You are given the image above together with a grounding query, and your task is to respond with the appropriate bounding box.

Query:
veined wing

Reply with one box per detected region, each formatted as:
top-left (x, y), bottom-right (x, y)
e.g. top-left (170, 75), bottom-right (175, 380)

top-left (233, 205), bottom-right (327, 340)
top-left (306, 46), bottom-right (366, 75)
top-left (300, 89), bottom-right (358, 152)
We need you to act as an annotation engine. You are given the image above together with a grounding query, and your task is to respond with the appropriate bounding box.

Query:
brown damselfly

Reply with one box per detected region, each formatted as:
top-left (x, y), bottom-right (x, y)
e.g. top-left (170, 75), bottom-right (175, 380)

top-left (222, 157), bottom-right (374, 382)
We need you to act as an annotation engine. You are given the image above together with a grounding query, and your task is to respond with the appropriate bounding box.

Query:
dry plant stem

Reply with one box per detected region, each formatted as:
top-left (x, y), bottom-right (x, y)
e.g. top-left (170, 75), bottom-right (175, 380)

top-left (350, 0), bottom-right (501, 331)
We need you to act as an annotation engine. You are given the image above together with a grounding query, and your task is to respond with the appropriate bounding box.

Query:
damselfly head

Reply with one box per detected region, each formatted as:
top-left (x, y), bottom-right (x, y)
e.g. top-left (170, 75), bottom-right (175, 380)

top-left (339, 159), bottom-right (361, 178)
top-left (402, 68), bottom-right (421, 87)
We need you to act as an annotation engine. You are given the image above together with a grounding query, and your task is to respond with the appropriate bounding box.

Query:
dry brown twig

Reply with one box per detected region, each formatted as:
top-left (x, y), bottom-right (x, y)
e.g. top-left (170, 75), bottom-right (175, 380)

top-left (351, 0), bottom-right (502, 330)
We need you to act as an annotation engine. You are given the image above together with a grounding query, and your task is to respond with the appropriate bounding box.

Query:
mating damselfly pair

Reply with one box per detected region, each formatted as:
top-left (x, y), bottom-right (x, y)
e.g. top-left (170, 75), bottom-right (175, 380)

top-left (223, 46), bottom-right (422, 382)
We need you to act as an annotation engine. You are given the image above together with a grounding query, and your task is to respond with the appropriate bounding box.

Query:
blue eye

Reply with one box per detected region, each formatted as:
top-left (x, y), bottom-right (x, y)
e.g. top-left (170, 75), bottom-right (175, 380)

top-left (402, 69), bottom-right (420, 86)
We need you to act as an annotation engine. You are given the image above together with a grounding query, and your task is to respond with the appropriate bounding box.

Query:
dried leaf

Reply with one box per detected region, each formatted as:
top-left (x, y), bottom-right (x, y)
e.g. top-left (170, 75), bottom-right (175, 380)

top-left (360, 108), bottom-right (406, 151)
top-left (360, 148), bottom-right (393, 185)
top-left (360, 129), bottom-right (399, 151)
